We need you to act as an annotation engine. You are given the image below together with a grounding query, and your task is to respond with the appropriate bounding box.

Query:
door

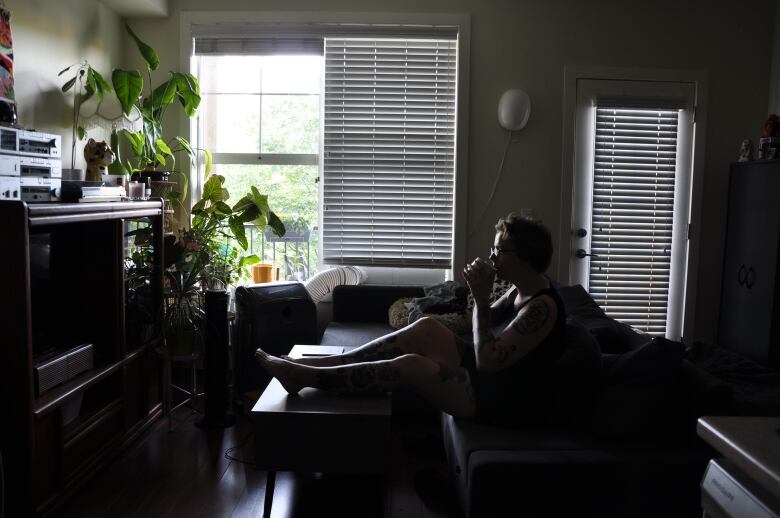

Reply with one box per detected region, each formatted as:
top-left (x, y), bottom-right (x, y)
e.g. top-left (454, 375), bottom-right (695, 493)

top-left (570, 78), bottom-right (695, 338)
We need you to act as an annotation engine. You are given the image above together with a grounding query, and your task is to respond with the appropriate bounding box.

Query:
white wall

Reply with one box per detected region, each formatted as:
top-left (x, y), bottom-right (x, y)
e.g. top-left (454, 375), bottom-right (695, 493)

top-left (13, 0), bottom-right (776, 344)
top-left (7, 0), bottom-right (123, 170)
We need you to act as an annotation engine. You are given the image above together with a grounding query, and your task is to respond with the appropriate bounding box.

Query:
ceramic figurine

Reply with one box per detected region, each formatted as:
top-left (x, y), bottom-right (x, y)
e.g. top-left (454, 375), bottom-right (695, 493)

top-left (84, 138), bottom-right (116, 182)
top-left (738, 139), bottom-right (754, 162)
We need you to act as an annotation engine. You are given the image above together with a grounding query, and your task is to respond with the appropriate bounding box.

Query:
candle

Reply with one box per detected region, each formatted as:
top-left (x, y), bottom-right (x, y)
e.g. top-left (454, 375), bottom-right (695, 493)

top-left (128, 181), bottom-right (144, 200)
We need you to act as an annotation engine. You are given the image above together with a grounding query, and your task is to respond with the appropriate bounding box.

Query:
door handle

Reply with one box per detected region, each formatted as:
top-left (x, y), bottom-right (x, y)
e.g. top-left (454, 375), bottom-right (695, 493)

top-left (575, 228), bottom-right (587, 238)
top-left (738, 264), bottom-right (747, 285)
top-left (746, 267), bottom-right (755, 289)
top-left (575, 249), bottom-right (599, 259)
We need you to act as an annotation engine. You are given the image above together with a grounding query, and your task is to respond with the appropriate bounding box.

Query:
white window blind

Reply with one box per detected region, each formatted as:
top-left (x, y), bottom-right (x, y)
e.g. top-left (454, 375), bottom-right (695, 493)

top-left (589, 105), bottom-right (680, 334)
top-left (322, 37), bottom-right (457, 267)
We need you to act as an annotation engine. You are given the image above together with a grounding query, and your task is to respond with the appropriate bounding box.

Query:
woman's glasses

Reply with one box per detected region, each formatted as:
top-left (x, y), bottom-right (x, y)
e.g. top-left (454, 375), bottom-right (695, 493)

top-left (490, 246), bottom-right (517, 256)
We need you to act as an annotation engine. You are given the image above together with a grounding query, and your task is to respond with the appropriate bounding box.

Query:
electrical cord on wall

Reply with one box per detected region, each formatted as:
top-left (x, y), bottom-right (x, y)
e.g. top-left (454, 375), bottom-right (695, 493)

top-left (468, 130), bottom-right (516, 238)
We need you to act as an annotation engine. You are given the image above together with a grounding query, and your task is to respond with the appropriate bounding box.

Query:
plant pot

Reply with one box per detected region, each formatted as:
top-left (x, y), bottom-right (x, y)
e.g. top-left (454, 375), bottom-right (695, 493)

top-left (165, 324), bottom-right (197, 357)
top-left (164, 295), bottom-right (202, 357)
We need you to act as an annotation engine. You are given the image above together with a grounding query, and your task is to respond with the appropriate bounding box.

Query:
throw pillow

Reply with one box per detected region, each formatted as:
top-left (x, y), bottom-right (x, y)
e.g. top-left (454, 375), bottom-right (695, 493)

top-left (558, 285), bottom-right (648, 353)
top-left (589, 321), bottom-right (649, 354)
top-left (388, 297), bottom-right (472, 334)
top-left (588, 337), bottom-right (684, 439)
top-left (388, 297), bottom-right (413, 329)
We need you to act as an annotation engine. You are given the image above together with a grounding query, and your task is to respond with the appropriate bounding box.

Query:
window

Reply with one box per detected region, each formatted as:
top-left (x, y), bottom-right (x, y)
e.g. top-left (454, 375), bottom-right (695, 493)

top-left (193, 42), bottom-right (322, 280)
top-left (322, 37), bottom-right (457, 268)
top-left (569, 78), bottom-right (697, 338)
top-left (191, 21), bottom-right (462, 279)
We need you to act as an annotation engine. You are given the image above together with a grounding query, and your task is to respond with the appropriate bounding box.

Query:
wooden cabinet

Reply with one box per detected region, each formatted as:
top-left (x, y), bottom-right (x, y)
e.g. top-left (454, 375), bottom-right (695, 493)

top-left (0, 200), bottom-right (164, 516)
top-left (718, 160), bottom-right (780, 368)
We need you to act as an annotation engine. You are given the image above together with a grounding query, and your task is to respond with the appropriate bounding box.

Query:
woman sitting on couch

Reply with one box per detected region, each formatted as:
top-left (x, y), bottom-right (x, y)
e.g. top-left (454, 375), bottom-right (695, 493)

top-left (256, 213), bottom-right (566, 423)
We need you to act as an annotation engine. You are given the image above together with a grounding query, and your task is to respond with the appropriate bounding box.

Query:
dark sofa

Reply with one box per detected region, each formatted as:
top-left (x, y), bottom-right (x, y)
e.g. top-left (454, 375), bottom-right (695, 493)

top-left (319, 283), bottom-right (729, 517)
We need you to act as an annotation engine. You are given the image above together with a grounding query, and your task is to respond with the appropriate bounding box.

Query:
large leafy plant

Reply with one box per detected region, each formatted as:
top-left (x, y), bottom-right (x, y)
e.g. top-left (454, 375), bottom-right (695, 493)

top-left (167, 173), bottom-right (286, 292)
top-left (112, 23), bottom-right (211, 201)
top-left (58, 61), bottom-right (112, 170)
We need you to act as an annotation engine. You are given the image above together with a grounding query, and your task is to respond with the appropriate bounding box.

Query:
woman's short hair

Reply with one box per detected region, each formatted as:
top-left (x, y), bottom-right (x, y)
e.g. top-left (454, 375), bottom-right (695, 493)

top-left (495, 213), bottom-right (553, 273)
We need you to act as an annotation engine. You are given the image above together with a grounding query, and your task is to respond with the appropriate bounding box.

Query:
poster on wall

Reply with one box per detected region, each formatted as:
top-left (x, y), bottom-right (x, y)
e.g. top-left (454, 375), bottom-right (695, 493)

top-left (0, 7), bottom-right (15, 124)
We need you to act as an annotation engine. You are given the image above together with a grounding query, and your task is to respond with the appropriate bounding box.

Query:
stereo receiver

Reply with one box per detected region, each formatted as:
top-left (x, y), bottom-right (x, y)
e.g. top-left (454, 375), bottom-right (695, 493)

top-left (0, 126), bottom-right (61, 159)
top-left (0, 128), bottom-right (62, 202)
top-left (0, 154), bottom-right (61, 201)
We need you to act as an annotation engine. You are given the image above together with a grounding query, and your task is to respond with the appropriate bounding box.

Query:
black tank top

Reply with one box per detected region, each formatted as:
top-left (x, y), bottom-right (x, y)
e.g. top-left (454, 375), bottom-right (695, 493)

top-left (468, 285), bottom-right (567, 425)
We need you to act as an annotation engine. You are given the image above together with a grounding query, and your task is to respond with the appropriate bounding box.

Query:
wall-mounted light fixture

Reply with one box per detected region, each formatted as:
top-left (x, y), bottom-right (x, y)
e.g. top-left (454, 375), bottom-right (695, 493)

top-left (498, 88), bottom-right (531, 131)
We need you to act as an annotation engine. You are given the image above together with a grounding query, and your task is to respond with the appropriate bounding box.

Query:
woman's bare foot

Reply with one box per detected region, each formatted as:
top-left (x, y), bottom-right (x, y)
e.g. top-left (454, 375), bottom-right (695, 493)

top-left (254, 349), bottom-right (306, 395)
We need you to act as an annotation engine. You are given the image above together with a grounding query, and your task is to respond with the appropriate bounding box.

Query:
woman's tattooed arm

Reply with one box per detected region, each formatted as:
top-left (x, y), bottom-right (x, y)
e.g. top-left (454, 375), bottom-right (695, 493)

top-left (473, 297), bottom-right (553, 372)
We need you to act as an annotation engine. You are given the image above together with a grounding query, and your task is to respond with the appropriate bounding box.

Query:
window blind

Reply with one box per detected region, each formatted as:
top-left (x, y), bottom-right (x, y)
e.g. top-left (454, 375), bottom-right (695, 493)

top-left (589, 106), bottom-right (680, 334)
top-left (193, 37), bottom-right (324, 56)
top-left (322, 37), bottom-right (457, 267)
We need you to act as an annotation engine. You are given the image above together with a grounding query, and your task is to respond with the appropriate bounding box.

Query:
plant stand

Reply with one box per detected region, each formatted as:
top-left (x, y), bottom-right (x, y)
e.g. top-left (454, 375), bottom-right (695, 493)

top-left (157, 346), bottom-right (204, 431)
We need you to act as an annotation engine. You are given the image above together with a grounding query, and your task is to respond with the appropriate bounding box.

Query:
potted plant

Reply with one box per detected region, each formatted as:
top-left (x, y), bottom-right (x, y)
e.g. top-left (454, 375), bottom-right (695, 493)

top-left (111, 23), bottom-right (210, 208)
top-left (58, 61), bottom-right (112, 175)
top-left (160, 174), bottom-right (285, 356)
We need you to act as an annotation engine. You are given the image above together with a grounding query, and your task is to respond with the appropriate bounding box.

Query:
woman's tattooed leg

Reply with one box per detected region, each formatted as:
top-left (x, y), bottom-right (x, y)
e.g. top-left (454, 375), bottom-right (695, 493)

top-left (280, 316), bottom-right (461, 368)
top-left (255, 350), bottom-right (476, 417)
top-left (282, 333), bottom-right (406, 367)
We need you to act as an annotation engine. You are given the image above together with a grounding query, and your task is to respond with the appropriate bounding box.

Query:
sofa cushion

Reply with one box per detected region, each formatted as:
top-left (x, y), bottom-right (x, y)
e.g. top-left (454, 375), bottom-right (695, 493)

top-left (552, 319), bottom-right (602, 423)
top-left (588, 337), bottom-right (684, 439)
top-left (443, 409), bottom-right (709, 518)
top-left (557, 284), bottom-right (648, 353)
top-left (320, 321), bottom-right (395, 348)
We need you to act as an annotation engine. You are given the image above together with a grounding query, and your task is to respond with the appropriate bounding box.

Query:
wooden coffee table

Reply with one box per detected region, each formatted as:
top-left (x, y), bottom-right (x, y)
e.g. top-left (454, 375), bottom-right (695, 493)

top-left (251, 345), bottom-right (393, 517)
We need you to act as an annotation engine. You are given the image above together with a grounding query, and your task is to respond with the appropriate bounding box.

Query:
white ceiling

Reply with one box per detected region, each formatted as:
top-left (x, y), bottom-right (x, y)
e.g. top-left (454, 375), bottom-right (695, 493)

top-left (100, 0), bottom-right (168, 17)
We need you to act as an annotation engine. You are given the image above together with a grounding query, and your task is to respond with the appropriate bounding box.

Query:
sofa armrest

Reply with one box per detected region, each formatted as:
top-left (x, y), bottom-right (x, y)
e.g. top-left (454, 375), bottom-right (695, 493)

top-left (332, 284), bottom-right (424, 323)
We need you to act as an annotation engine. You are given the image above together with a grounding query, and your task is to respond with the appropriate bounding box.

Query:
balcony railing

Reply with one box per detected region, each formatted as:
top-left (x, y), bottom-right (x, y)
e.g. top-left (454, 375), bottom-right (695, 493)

top-left (244, 224), bottom-right (318, 281)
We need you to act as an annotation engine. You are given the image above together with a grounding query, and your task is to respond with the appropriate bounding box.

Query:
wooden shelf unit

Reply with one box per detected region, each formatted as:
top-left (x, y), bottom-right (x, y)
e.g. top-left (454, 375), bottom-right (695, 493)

top-left (0, 200), bottom-right (165, 516)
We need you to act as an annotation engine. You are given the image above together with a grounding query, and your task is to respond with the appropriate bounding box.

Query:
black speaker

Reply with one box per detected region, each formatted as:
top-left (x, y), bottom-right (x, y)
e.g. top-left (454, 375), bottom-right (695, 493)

top-left (197, 289), bottom-right (235, 429)
top-left (235, 282), bottom-right (317, 396)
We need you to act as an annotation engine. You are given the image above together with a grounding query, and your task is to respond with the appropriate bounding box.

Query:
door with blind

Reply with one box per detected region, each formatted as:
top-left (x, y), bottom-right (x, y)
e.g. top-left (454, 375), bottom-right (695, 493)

top-left (570, 79), bottom-right (695, 338)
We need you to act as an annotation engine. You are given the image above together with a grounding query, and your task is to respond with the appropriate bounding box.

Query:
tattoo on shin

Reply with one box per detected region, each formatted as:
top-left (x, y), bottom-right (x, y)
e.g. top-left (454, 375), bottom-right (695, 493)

top-left (349, 364), bottom-right (400, 390)
top-left (511, 299), bottom-right (549, 335)
top-left (346, 337), bottom-right (404, 362)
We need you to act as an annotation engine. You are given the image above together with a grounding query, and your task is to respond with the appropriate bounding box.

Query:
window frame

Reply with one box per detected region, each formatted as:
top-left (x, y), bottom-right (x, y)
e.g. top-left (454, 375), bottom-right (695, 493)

top-left (559, 66), bottom-right (708, 343)
top-left (179, 11), bottom-right (471, 282)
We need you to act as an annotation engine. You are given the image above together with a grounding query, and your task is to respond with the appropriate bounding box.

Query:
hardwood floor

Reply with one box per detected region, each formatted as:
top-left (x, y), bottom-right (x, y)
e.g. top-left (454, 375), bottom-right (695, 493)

top-left (55, 405), bottom-right (460, 518)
